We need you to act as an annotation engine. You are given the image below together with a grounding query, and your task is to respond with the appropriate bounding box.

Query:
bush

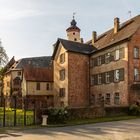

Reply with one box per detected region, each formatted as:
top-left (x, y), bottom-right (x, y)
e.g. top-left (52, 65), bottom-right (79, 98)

top-left (129, 104), bottom-right (140, 116)
top-left (46, 108), bottom-right (69, 124)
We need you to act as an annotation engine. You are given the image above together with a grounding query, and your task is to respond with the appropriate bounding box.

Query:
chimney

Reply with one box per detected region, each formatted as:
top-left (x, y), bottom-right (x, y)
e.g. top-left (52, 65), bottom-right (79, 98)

top-left (92, 31), bottom-right (97, 45)
top-left (114, 17), bottom-right (120, 33)
top-left (80, 38), bottom-right (84, 43)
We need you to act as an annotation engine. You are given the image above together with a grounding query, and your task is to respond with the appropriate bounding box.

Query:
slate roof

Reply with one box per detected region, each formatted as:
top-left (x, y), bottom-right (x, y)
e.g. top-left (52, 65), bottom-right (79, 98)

top-left (66, 19), bottom-right (81, 32)
top-left (52, 38), bottom-right (97, 59)
top-left (87, 15), bottom-right (140, 51)
top-left (9, 56), bottom-right (52, 70)
top-left (23, 67), bottom-right (53, 82)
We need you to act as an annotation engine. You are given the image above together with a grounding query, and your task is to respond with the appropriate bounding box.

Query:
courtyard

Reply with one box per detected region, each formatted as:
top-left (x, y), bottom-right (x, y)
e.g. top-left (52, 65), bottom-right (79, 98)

top-left (0, 119), bottom-right (140, 140)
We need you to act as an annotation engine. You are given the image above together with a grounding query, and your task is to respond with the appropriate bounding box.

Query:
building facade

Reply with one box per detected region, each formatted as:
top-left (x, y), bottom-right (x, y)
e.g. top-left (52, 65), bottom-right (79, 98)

top-left (3, 15), bottom-right (140, 109)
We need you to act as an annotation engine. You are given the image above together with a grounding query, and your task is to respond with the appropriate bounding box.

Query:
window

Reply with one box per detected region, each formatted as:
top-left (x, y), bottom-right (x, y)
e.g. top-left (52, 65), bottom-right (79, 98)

top-left (105, 93), bottom-right (110, 105)
top-left (134, 47), bottom-right (139, 58)
top-left (7, 82), bottom-right (10, 87)
top-left (13, 77), bottom-right (20, 86)
top-left (46, 83), bottom-right (50, 90)
top-left (59, 88), bottom-right (65, 97)
top-left (114, 92), bottom-right (120, 105)
top-left (105, 53), bottom-right (110, 63)
top-left (90, 76), bottom-right (94, 85)
top-left (73, 32), bottom-right (75, 35)
top-left (114, 69), bottom-right (120, 82)
top-left (60, 69), bottom-right (65, 81)
top-left (115, 50), bottom-right (120, 60)
top-left (105, 72), bottom-right (110, 83)
top-left (119, 48), bottom-right (125, 59)
top-left (59, 53), bottom-right (65, 63)
top-left (17, 71), bottom-right (21, 76)
top-left (98, 74), bottom-right (102, 84)
top-left (36, 82), bottom-right (40, 90)
top-left (74, 38), bottom-right (77, 41)
top-left (134, 68), bottom-right (139, 81)
top-left (97, 56), bottom-right (102, 66)
top-left (13, 88), bottom-right (20, 91)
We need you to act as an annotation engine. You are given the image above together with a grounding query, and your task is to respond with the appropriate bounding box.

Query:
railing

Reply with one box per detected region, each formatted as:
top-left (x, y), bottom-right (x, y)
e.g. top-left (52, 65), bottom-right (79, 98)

top-left (0, 96), bottom-right (36, 127)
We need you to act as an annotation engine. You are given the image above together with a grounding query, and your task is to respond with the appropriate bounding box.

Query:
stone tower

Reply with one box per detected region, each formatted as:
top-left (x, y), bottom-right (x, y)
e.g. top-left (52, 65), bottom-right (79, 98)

top-left (66, 17), bottom-right (81, 42)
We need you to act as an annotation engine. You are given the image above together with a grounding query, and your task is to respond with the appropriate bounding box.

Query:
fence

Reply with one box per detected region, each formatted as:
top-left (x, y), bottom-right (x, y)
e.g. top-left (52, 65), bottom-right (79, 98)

top-left (0, 96), bottom-right (36, 127)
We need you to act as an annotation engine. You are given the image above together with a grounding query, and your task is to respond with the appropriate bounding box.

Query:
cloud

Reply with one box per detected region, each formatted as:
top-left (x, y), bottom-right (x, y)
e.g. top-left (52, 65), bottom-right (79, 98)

top-left (0, 9), bottom-right (44, 22)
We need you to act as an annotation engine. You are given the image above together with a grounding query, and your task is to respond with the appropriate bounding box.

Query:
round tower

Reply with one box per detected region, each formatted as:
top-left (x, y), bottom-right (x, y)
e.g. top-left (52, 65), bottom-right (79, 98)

top-left (66, 16), bottom-right (81, 42)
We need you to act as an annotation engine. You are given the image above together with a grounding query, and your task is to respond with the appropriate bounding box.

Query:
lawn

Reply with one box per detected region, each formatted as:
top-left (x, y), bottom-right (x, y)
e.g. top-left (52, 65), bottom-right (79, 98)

top-left (65, 115), bottom-right (140, 126)
top-left (0, 107), bottom-right (34, 127)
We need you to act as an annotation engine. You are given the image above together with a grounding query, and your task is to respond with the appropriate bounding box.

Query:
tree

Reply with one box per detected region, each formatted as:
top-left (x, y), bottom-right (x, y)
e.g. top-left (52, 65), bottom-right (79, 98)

top-left (0, 40), bottom-right (8, 68)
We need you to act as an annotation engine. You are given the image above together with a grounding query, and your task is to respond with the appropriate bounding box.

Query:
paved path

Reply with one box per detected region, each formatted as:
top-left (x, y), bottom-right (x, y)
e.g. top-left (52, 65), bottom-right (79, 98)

top-left (0, 119), bottom-right (140, 140)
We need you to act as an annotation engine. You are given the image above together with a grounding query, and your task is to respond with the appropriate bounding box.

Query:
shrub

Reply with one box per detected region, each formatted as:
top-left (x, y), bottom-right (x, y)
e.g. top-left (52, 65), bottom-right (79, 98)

top-left (46, 107), bottom-right (69, 124)
top-left (129, 104), bottom-right (140, 116)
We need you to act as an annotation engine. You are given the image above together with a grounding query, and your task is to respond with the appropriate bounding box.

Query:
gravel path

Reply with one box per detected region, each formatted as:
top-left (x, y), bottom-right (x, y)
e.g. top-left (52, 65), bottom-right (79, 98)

top-left (0, 119), bottom-right (140, 140)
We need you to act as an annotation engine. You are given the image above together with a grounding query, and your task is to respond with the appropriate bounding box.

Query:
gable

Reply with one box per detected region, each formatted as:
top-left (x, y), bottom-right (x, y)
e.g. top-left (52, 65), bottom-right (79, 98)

top-left (54, 42), bottom-right (67, 62)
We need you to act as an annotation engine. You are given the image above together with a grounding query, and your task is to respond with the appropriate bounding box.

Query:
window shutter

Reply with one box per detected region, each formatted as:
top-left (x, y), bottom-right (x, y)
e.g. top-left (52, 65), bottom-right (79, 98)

top-left (109, 70), bottom-right (114, 82)
top-left (94, 75), bottom-right (98, 85)
top-left (110, 51), bottom-right (115, 61)
top-left (101, 55), bottom-right (105, 64)
top-left (101, 72), bottom-right (105, 84)
top-left (94, 58), bottom-right (97, 66)
top-left (119, 68), bottom-right (124, 81)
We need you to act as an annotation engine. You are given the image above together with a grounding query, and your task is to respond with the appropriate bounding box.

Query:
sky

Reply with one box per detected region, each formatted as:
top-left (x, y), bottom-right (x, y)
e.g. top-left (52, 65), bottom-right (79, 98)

top-left (0, 0), bottom-right (140, 60)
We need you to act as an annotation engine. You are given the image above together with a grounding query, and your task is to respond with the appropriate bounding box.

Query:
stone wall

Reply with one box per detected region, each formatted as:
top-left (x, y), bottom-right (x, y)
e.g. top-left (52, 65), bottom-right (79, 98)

top-left (90, 42), bottom-right (129, 107)
top-left (128, 28), bottom-right (140, 104)
top-left (68, 52), bottom-right (90, 107)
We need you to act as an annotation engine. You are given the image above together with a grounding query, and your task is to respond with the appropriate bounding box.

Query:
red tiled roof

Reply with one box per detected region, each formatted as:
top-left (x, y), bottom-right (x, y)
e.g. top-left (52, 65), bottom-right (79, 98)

top-left (23, 67), bottom-right (53, 82)
top-left (87, 15), bottom-right (140, 50)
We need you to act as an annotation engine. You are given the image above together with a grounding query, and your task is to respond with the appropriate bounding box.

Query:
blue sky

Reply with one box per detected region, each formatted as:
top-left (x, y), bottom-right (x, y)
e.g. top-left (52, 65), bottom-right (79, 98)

top-left (0, 0), bottom-right (140, 60)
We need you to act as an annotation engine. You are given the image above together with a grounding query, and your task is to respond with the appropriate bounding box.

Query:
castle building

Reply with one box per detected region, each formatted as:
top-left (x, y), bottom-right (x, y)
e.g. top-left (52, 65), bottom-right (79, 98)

top-left (3, 15), bottom-right (140, 109)
top-left (53, 15), bottom-right (140, 108)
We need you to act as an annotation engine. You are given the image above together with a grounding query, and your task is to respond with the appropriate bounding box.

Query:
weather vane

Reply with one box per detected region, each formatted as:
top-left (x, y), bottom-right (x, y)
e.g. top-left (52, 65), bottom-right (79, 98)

top-left (128, 11), bottom-right (132, 18)
top-left (73, 12), bottom-right (76, 19)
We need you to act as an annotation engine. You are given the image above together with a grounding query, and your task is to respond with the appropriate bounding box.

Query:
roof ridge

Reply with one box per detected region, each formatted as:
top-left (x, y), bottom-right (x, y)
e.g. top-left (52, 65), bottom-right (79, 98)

top-left (86, 14), bottom-right (140, 44)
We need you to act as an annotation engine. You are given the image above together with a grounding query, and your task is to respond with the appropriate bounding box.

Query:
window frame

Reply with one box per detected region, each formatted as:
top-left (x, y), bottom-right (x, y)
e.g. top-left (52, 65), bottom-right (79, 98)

top-left (90, 75), bottom-right (94, 85)
top-left (59, 53), bottom-right (65, 64)
top-left (97, 56), bottom-right (102, 66)
top-left (105, 72), bottom-right (110, 83)
top-left (134, 47), bottom-right (139, 59)
top-left (105, 93), bottom-right (111, 105)
top-left (114, 92), bottom-right (120, 105)
top-left (105, 53), bottom-right (110, 64)
top-left (115, 49), bottom-right (120, 60)
top-left (36, 82), bottom-right (40, 90)
top-left (59, 69), bottom-right (65, 81)
top-left (134, 67), bottom-right (139, 81)
top-left (59, 88), bottom-right (65, 97)
top-left (46, 83), bottom-right (50, 90)
top-left (114, 69), bottom-right (120, 82)
top-left (98, 74), bottom-right (102, 84)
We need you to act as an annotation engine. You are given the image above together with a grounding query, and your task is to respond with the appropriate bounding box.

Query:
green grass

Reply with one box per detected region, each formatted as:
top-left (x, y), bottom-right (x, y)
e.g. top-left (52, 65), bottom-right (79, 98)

top-left (0, 107), bottom-right (34, 126)
top-left (64, 115), bottom-right (140, 126)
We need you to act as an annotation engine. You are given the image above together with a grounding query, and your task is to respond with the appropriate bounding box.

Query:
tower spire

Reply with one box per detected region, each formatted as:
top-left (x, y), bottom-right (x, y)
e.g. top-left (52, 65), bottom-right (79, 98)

top-left (66, 14), bottom-right (81, 42)
top-left (73, 12), bottom-right (76, 20)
